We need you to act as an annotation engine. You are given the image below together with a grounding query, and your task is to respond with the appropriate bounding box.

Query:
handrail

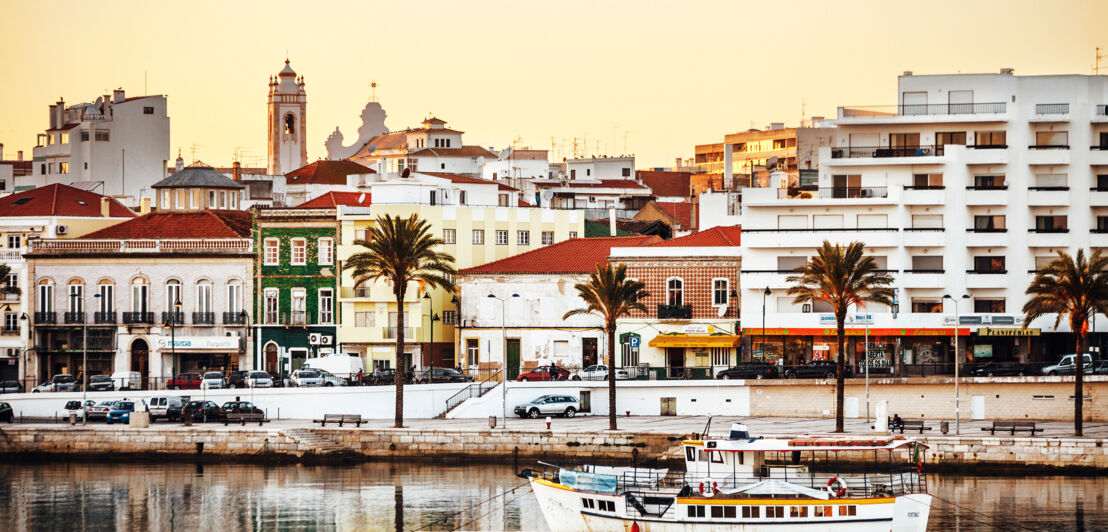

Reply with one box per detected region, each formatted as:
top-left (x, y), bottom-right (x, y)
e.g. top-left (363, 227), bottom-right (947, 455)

top-left (443, 369), bottom-right (501, 414)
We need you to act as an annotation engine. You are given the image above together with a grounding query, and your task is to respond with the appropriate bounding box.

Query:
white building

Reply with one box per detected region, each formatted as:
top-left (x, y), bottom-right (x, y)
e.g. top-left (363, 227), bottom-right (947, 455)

top-left (347, 117), bottom-right (498, 176)
top-left (268, 60), bottom-right (308, 176)
top-left (29, 89), bottom-right (170, 206)
top-left (702, 70), bottom-right (1108, 372)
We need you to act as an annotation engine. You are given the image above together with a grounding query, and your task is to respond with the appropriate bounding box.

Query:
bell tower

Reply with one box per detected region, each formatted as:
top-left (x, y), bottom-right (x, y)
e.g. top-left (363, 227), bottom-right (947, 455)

top-left (267, 59), bottom-right (307, 175)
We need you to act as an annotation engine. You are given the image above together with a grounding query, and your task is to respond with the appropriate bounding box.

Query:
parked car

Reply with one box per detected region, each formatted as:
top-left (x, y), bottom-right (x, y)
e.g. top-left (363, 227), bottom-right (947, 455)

top-left (86, 374), bottom-right (115, 392)
top-left (110, 371), bottom-right (142, 390)
top-left (87, 400), bottom-right (115, 421)
top-left (517, 366), bottom-right (571, 382)
top-left (63, 399), bottom-right (96, 420)
top-left (0, 381), bottom-right (21, 394)
top-left (316, 369), bottom-right (346, 387)
top-left (365, 368), bottom-right (396, 385)
top-left (514, 395), bottom-right (580, 419)
top-left (32, 374), bottom-right (77, 393)
top-left (970, 361), bottom-right (1028, 377)
top-left (220, 401), bottom-right (263, 417)
top-left (106, 401), bottom-right (136, 424)
top-left (1042, 354), bottom-right (1094, 376)
top-left (1091, 360), bottom-right (1108, 375)
top-left (149, 396), bottom-right (186, 422)
top-left (226, 370), bottom-right (250, 389)
top-left (246, 371), bottom-right (273, 388)
top-left (183, 400), bottom-right (222, 422)
top-left (200, 372), bottom-right (225, 390)
top-left (268, 372), bottom-right (285, 388)
top-left (419, 368), bottom-right (474, 384)
top-left (167, 373), bottom-right (203, 390)
top-left (569, 365), bottom-right (628, 382)
top-left (784, 360), bottom-right (852, 379)
top-left (716, 362), bottom-right (780, 380)
top-left (0, 401), bottom-right (12, 423)
top-left (290, 369), bottom-right (323, 387)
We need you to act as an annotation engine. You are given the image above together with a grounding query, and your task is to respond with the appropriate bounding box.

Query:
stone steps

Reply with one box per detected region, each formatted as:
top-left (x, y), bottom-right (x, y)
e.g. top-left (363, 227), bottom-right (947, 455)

top-left (281, 428), bottom-right (350, 455)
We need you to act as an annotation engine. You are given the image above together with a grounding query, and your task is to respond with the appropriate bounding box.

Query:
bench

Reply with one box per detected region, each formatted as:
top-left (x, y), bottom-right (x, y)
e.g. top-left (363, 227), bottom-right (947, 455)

top-left (224, 412), bottom-right (268, 426)
top-left (313, 413), bottom-right (363, 427)
top-left (895, 419), bottom-right (933, 434)
top-left (982, 420), bottom-right (1041, 436)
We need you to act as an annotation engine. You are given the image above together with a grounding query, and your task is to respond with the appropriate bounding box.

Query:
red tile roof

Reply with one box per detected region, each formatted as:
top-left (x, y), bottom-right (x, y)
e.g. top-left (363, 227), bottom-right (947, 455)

top-left (80, 210), bottom-right (252, 239)
top-left (460, 236), bottom-right (660, 275)
top-left (409, 146), bottom-right (498, 158)
top-left (654, 201), bottom-right (692, 228)
top-left (295, 191), bottom-right (372, 208)
top-left (0, 184), bottom-right (134, 218)
top-left (286, 160), bottom-right (375, 184)
top-left (636, 170), bottom-right (692, 198)
top-left (421, 172), bottom-right (519, 191)
top-left (649, 225), bottom-right (741, 247)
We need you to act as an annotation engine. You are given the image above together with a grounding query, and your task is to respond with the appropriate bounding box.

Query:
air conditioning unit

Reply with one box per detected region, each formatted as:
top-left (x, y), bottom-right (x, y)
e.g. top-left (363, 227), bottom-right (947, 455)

top-left (320, 335), bottom-right (333, 346)
top-left (308, 332), bottom-right (321, 345)
top-left (802, 304), bottom-right (812, 313)
top-left (859, 189), bottom-right (872, 198)
top-left (55, 225), bottom-right (68, 236)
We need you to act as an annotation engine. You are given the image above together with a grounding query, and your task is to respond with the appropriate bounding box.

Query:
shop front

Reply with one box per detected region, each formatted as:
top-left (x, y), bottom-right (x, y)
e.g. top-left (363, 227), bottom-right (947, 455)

top-left (157, 335), bottom-right (242, 375)
top-left (647, 330), bottom-right (742, 379)
top-left (741, 327), bottom-right (970, 376)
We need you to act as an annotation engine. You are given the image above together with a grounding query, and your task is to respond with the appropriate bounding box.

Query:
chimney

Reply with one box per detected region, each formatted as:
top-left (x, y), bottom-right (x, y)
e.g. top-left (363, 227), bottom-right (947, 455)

top-left (174, 154), bottom-right (184, 172)
top-left (232, 161), bottom-right (242, 181)
top-left (100, 197), bottom-right (111, 217)
top-left (1000, 68), bottom-right (1015, 75)
top-left (17, 150), bottom-right (23, 161)
top-left (0, 143), bottom-right (4, 160)
top-left (903, 71), bottom-right (913, 76)
top-left (113, 88), bottom-right (125, 103)
top-left (608, 205), bottom-right (617, 237)
top-left (140, 197), bottom-right (151, 214)
top-left (49, 104), bottom-right (58, 130)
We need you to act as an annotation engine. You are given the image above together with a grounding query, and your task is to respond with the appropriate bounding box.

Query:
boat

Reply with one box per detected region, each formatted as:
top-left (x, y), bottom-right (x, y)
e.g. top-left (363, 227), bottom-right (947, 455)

top-left (521, 423), bottom-right (931, 531)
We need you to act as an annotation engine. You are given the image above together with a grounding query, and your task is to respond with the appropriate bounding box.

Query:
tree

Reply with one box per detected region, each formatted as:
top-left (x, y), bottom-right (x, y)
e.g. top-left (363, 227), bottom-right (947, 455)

top-left (786, 241), bottom-right (894, 433)
top-left (344, 214), bottom-right (456, 428)
top-left (1022, 249), bottom-right (1108, 436)
top-left (564, 263), bottom-right (649, 430)
top-left (0, 264), bottom-right (18, 297)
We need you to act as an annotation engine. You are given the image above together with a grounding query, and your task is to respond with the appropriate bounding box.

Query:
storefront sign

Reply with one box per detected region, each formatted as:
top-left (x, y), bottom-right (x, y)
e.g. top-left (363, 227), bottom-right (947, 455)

top-left (742, 328), bottom-right (969, 337)
top-left (977, 328), bottom-right (1040, 337)
top-left (974, 345), bottom-right (993, 358)
top-left (683, 324), bottom-right (711, 335)
top-left (850, 314), bottom-right (873, 324)
top-left (819, 315), bottom-right (837, 324)
top-left (155, 336), bottom-right (239, 350)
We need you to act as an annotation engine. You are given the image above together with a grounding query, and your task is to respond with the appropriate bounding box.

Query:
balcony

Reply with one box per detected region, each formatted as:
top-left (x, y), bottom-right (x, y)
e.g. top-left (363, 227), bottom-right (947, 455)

top-left (1027, 187), bottom-right (1070, 206)
top-left (63, 311), bottom-right (86, 324)
top-left (223, 312), bottom-right (247, 325)
top-left (34, 311), bottom-right (56, 324)
top-left (1091, 230), bottom-right (1108, 247)
top-left (192, 312), bottom-right (215, 325)
top-left (776, 186), bottom-right (888, 199)
top-left (93, 312), bottom-right (116, 324)
top-left (122, 312), bottom-right (155, 324)
top-left (741, 228), bottom-right (900, 249)
top-left (658, 304), bottom-right (693, 320)
top-left (1095, 105), bottom-right (1108, 122)
top-left (1026, 147), bottom-right (1070, 166)
top-left (1031, 103), bottom-right (1070, 121)
top-left (282, 311), bottom-right (307, 327)
top-left (382, 327), bottom-right (417, 339)
top-left (965, 229), bottom-right (1008, 248)
top-left (965, 271), bottom-right (1009, 289)
top-left (836, 102), bottom-right (1007, 123)
top-left (964, 187), bottom-right (1008, 206)
top-left (340, 286), bottom-right (372, 299)
top-left (1, 327), bottom-right (19, 336)
top-left (741, 271), bottom-right (793, 290)
top-left (829, 145), bottom-right (943, 162)
top-left (900, 270), bottom-right (946, 288)
top-left (902, 186), bottom-right (945, 205)
top-left (161, 312), bottom-right (185, 326)
top-left (26, 238), bottom-right (253, 256)
top-left (902, 228), bottom-right (946, 247)
top-left (1, 290), bottom-right (18, 302)
top-left (964, 145), bottom-right (1008, 165)
top-left (1090, 146), bottom-right (1108, 166)
top-left (1028, 228), bottom-right (1070, 248)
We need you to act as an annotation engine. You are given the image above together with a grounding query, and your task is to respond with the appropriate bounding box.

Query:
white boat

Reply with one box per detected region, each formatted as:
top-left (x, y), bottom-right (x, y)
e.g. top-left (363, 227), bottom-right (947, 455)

top-left (522, 423), bottom-right (931, 532)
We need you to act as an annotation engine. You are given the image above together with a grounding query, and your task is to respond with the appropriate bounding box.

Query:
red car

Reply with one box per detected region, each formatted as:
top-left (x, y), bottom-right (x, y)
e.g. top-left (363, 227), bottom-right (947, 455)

top-left (167, 373), bottom-right (203, 390)
top-left (517, 366), bottom-right (570, 382)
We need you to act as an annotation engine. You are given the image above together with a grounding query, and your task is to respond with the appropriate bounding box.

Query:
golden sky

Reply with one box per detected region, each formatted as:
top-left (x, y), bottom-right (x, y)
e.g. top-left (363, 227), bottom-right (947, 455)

top-left (1, 0), bottom-right (1105, 169)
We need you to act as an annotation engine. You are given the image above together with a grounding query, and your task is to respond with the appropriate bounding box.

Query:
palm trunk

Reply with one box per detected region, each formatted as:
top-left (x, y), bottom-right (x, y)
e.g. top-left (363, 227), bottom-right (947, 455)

top-left (1075, 331), bottom-right (1085, 437)
top-left (608, 323), bottom-right (618, 431)
top-left (395, 291), bottom-right (406, 429)
top-left (835, 314), bottom-right (846, 433)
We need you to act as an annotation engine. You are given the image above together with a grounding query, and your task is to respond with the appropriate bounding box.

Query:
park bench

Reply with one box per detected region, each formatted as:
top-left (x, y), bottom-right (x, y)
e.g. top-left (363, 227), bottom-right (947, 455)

top-left (224, 412), bottom-right (268, 426)
top-left (982, 420), bottom-right (1041, 435)
top-left (313, 413), bottom-right (363, 427)
top-left (895, 419), bottom-right (933, 434)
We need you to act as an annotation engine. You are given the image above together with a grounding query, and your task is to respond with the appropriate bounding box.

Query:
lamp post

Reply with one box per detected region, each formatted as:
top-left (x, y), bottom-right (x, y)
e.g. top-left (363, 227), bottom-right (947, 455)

top-left (81, 293), bottom-right (101, 425)
top-left (170, 297), bottom-right (181, 376)
top-left (943, 293), bottom-right (970, 434)
top-left (18, 313), bottom-right (28, 392)
top-left (488, 293), bottom-right (519, 428)
top-left (862, 301), bottom-right (869, 425)
top-left (422, 293), bottom-right (441, 384)
top-left (761, 287), bottom-right (771, 362)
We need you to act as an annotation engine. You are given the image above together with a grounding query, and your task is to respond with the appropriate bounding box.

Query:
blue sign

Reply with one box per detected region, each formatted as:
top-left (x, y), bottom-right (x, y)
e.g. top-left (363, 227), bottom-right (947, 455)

top-left (628, 336), bottom-right (640, 348)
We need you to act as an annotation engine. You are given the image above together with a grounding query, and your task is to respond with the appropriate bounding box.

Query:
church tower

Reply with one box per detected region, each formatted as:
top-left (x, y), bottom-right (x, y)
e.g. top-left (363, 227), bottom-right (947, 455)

top-left (267, 60), bottom-right (307, 175)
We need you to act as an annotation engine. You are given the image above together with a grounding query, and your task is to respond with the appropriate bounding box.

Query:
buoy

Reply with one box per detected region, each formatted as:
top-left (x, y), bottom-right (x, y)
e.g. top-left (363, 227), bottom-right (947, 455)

top-left (631, 523), bottom-right (640, 532)
top-left (826, 477), bottom-right (847, 498)
top-left (698, 482), bottom-right (704, 494)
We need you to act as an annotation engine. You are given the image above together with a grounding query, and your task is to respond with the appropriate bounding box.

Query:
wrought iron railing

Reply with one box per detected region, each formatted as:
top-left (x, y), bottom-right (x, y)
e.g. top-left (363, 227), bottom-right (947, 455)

top-left (223, 312), bottom-right (247, 325)
top-left (93, 312), bottom-right (116, 324)
top-left (192, 312), bottom-right (215, 325)
top-left (122, 311), bottom-right (155, 324)
top-left (658, 304), bottom-right (692, 319)
top-left (34, 311), bottom-right (56, 324)
top-left (1035, 103), bottom-right (1069, 114)
top-left (831, 145), bottom-right (943, 159)
top-left (63, 312), bottom-right (86, 324)
top-left (441, 369), bottom-right (501, 417)
top-left (162, 312), bottom-right (185, 325)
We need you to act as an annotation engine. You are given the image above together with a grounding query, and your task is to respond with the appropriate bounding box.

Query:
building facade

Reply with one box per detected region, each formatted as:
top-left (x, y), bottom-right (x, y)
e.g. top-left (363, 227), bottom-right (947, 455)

top-left (268, 60), bottom-right (308, 176)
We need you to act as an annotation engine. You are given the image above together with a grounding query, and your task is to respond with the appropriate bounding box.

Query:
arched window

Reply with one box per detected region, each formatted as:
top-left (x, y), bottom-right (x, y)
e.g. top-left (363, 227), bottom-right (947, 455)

top-left (666, 277), bottom-right (684, 307)
top-left (67, 279), bottom-right (84, 314)
top-left (130, 278), bottom-right (148, 315)
top-left (37, 279), bottom-right (55, 314)
top-left (284, 113), bottom-right (296, 135)
top-left (226, 280), bottom-right (243, 315)
top-left (196, 280), bottom-right (213, 314)
top-left (165, 280), bottom-right (182, 321)
top-left (97, 280), bottom-right (114, 316)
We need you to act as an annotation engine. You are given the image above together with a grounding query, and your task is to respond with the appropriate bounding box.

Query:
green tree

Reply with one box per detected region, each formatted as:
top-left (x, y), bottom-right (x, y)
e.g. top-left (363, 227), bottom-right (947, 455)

top-left (0, 264), bottom-right (18, 297)
top-left (564, 263), bottom-right (649, 430)
top-left (344, 214), bottom-right (456, 428)
top-left (1022, 249), bottom-right (1108, 436)
top-left (787, 241), bottom-right (894, 432)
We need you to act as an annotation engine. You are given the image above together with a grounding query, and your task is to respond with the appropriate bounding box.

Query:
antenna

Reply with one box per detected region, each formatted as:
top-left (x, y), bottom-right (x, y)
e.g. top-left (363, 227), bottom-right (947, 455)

top-left (1096, 47), bottom-right (1103, 75)
top-left (370, 80), bottom-right (377, 102)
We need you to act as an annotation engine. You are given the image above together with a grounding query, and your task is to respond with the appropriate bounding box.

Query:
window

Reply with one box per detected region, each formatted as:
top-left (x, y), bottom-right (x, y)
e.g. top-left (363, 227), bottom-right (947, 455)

top-left (230, 192), bottom-right (237, 209)
top-left (443, 228), bottom-right (456, 244)
top-left (912, 173), bottom-right (943, 187)
top-left (209, 190), bottom-right (217, 207)
top-left (264, 289), bottom-right (279, 324)
top-left (1034, 131), bottom-right (1068, 147)
top-left (219, 191), bottom-right (227, 209)
top-left (712, 279), bottom-right (729, 305)
top-left (80, 130), bottom-right (89, 142)
top-left (973, 215), bottom-right (1005, 231)
top-left (68, 282), bottom-right (83, 313)
top-left (568, 231), bottom-right (578, 239)
top-left (495, 230), bottom-right (508, 245)
top-left (911, 256), bottom-right (943, 272)
top-left (973, 256), bottom-right (1006, 273)
top-left (541, 231), bottom-right (554, 245)
top-left (319, 289), bottom-right (334, 324)
top-left (686, 506), bottom-right (705, 518)
top-left (190, 190), bottom-right (199, 209)
top-left (291, 288), bottom-right (306, 324)
top-left (597, 500), bottom-right (615, 512)
top-left (570, 169), bottom-right (577, 179)
top-left (442, 310), bottom-right (456, 325)
top-left (1032, 173), bottom-right (1068, 189)
top-left (973, 175), bottom-right (1005, 188)
top-left (975, 298), bottom-right (1005, 313)
top-left (498, 193), bottom-right (510, 207)
top-left (130, 279), bottom-right (148, 313)
top-left (264, 239), bottom-right (280, 265)
top-left (165, 280), bottom-right (182, 310)
top-left (666, 278), bottom-right (683, 306)
top-left (911, 299), bottom-right (942, 313)
top-left (291, 238), bottom-right (306, 265)
top-left (59, 161), bottom-right (69, 174)
top-left (354, 311), bottom-right (375, 327)
top-left (466, 338), bottom-right (479, 366)
top-left (1097, 216), bottom-right (1108, 233)
top-left (622, 168), bottom-right (631, 177)
top-left (458, 191), bottom-right (467, 205)
top-left (226, 282), bottom-right (242, 314)
top-left (974, 130), bottom-right (1006, 147)
top-left (839, 505), bottom-right (857, 516)
top-left (936, 131), bottom-right (966, 146)
top-left (472, 230), bottom-right (484, 245)
top-left (7, 235), bottom-right (19, 249)
top-left (711, 347), bottom-right (730, 367)
top-left (741, 506), bottom-right (760, 518)
top-left (586, 169), bottom-right (591, 176)
top-left (176, 190), bottom-right (184, 209)
top-left (1097, 175), bottom-right (1108, 191)
top-left (143, 106), bottom-right (154, 114)
top-left (317, 238), bottom-right (333, 265)
top-left (354, 228), bottom-right (368, 241)
top-left (1035, 215), bottom-right (1068, 232)
top-left (581, 498), bottom-right (595, 509)
top-left (517, 231), bottom-right (530, 245)
top-left (814, 506), bottom-right (834, 517)
top-left (196, 281), bottom-right (213, 313)
top-left (3, 313), bottom-right (16, 333)
top-left (94, 130), bottom-right (109, 142)
top-left (766, 506), bottom-right (786, 518)
top-left (790, 506), bottom-right (810, 517)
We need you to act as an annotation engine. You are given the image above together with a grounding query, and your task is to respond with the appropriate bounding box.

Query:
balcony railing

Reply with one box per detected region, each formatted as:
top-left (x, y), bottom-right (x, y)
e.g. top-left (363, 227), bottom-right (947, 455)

top-left (967, 269), bottom-right (1007, 274)
top-left (223, 312), bottom-right (247, 325)
top-left (831, 145), bottom-right (942, 159)
top-left (63, 311), bottom-right (86, 324)
top-left (1, 327), bottom-right (19, 336)
top-left (34, 311), bottom-right (56, 324)
top-left (161, 312), bottom-right (185, 325)
top-left (122, 312), bottom-right (155, 324)
top-left (1, 291), bottom-right (18, 301)
top-left (192, 312), bottom-right (215, 325)
top-left (778, 187), bottom-right (888, 199)
top-left (903, 269), bottom-right (945, 274)
top-left (1098, 104), bottom-right (1107, 116)
top-left (1028, 144), bottom-right (1069, 149)
top-left (26, 238), bottom-right (253, 255)
top-left (1035, 103), bottom-right (1069, 114)
top-left (967, 228), bottom-right (1007, 233)
top-left (341, 286), bottom-right (372, 299)
top-left (658, 304), bottom-right (693, 320)
top-left (968, 144), bottom-right (1007, 149)
top-left (383, 327), bottom-right (416, 339)
top-left (93, 312), bottom-right (116, 324)
top-left (1029, 228), bottom-right (1069, 233)
top-left (282, 311), bottom-right (307, 326)
top-left (839, 102), bottom-right (1006, 117)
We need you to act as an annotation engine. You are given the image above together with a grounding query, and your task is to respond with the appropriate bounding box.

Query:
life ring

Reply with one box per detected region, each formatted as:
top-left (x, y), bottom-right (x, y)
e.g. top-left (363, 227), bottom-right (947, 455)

top-left (826, 477), bottom-right (847, 498)
top-left (698, 482), bottom-right (704, 495)
top-left (712, 482), bottom-right (719, 496)
top-left (917, 461), bottom-right (923, 474)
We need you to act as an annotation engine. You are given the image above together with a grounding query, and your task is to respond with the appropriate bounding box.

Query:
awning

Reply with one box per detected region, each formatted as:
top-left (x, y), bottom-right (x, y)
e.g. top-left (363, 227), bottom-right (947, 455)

top-left (648, 335), bottom-right (742, 348)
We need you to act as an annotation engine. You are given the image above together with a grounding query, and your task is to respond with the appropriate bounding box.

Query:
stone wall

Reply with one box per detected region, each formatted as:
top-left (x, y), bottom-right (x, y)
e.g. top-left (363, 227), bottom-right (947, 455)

top-left (920, 435), bottom-right (1108, 472)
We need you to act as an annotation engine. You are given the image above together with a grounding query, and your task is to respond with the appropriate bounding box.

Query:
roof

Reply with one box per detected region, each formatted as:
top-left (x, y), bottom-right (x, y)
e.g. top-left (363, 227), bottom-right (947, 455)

top-left (295, 191), bottom-right (372, 208)
top-left (408, 146), bottom-right (498, 158)
top-left (654, 201), bottom-right (692, 228)
top-left (649, 225), bottom-right (741, 247)
top-left (421, 172), bottom-right (518, 191)
top-left (538, 179), bottom-right (650, 190)
top-left (350, 131), bottom-right (411, 159)
top-left (0, 184), bottom-right (134, 218)
top-left (460, 236), bottom-right (660, 275)
top-left (636, 170), bottom-right (691, 197)
top-left (80, 210), bottom-right (252, 239)
top-left (152, 166), bottom-right (244, 189)
top-left (285, 160), bottom-right (375, 185)
top-left (279, 60), bottom-right (296, 76)
top-left (46, 123), bottom-right (81, 132)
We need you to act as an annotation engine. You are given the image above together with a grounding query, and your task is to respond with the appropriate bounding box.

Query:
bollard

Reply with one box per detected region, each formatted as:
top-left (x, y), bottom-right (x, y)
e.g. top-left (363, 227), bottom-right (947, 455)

top-left (940, 421), bottom-right (949, 434)
top-left (546, 416), bottom-right (551, 430)
top-left (69, 412), bottom-right (76, 425)
top-left (626, 410), bottom-right (630, 417)
top-left (489, 416), bottom-right (497, 429)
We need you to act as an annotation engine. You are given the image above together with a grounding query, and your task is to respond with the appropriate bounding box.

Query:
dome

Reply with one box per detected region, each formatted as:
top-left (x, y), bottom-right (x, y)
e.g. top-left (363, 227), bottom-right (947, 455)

top-left (279, 59), bottom-right (296, 77)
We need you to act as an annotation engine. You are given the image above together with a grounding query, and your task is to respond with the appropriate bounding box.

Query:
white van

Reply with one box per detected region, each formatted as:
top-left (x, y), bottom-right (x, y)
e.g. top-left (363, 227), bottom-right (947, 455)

top-left (149, 395), bottom-right (186, 422)
top-left (111, 371), bottom-right (142, 390)
top-left (302, 353), bottom-right (365, 382)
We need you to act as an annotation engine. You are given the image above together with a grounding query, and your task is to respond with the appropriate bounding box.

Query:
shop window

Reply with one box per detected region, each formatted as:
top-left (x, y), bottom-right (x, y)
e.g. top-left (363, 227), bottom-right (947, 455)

top-left (974, 299), bottom-right (1005, 313)
top-left (911, 299), bottom-right (943, 313)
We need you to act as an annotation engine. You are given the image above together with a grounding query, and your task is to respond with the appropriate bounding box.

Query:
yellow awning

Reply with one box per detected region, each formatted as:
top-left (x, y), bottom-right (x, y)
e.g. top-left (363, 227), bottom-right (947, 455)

top-left (648, 335), bottom-right (742, 348)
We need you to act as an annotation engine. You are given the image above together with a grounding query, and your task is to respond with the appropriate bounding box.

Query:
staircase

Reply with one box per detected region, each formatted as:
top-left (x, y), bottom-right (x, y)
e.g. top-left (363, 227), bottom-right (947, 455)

top-left (436, 370), bottom-right (501, 419)
top-left (281, 428), bottom-right (354, 457)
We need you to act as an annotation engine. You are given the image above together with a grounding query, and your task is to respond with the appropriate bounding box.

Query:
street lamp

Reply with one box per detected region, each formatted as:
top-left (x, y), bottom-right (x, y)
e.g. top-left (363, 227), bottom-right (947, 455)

top-left (488, 292), bottom-right (519, 428)
top-left (422, 293), bottom-right (440, 384)
top-left (761, 287), bottom-right (771, 362)
top-left (943, 293), bottom-right (970, 434)
top-left (18, 313), bottom-right (28, 392)
top-left (168, 297), bottom-right (182, 376)
top-left (81, 293), bottom-right (101, 424)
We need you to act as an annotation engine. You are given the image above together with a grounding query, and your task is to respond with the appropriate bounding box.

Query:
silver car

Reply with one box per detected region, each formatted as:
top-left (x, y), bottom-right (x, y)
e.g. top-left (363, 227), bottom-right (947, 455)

top-left (514, 394), bottom-right (580, 419)
top-left (316, 369), bottom-right (346, 387)
top-left (290, 369), bottom-right (323, 387)
top-left (200, 371), bottom-right (225, 390)
top-left (246, 371), bottom-right (273, 388)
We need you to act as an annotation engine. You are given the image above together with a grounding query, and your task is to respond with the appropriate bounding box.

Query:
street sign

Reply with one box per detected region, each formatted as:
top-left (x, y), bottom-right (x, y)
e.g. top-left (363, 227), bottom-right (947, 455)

top-left (628, 336), bottom-right (640, 348)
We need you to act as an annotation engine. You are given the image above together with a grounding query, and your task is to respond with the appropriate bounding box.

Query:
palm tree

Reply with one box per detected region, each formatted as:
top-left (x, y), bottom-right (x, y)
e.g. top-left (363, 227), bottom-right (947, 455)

top-left (344, 214), bottom-right (456, 428)
top-left (564, 263), bottom-right (649, 430)
top-left (1023, 249), bottom-right (1108, 436)
top-left (0, 264), bottom-right (18, 297)
top-left (787, 241), bottom-right (894, 433)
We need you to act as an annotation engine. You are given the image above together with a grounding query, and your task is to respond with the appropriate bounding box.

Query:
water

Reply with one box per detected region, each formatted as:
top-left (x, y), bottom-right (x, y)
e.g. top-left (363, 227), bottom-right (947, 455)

top-left (0, 462), bottom-right (1105, 531)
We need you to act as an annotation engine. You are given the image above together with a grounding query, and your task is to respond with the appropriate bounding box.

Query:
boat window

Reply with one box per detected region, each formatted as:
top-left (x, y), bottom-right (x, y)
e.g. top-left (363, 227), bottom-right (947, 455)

top-left (686, 505), bottom-right (705, 518)
top-left (698, 449), bottom-right (709, 462)
top-left (839, 505), bottom-right (857, 516)
top-left (580, 498), bottom-right (595, 509)
top-left (742, 506), bottom-right (759, 518)
top-left (685, 446), bottom-right (696, 461)
top-left (709, 451), bottom-right (723, 464)
top-left (724, 506), bottom-right (736, 518)
top-left (790, 506), bottom-right (808, 517)
top-left (767, 506), bottom-right (785, 518)
top-left (711, 506), bottom-right (723, 518)
top-left (814, 505), bottom-right (833, 517)
top-left (598, 500), bottom-right (615, 512)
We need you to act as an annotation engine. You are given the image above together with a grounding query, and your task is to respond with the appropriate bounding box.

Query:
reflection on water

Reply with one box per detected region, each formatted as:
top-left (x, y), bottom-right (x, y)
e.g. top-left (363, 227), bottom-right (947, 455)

top-left (0, 461), bottom-right (1104, 531)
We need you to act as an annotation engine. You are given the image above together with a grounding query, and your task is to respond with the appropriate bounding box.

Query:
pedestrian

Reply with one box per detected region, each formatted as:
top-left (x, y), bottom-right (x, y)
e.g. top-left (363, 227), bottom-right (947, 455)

top-left (891, 413), bottom-right (903, 431)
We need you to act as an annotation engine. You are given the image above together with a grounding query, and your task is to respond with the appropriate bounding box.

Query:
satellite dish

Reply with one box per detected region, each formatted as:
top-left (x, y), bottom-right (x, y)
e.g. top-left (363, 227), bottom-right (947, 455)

top-left (767, 157), bottom-right (779, 170)
top-left (541, 190), bottom-right (554, 201)
top-left (366, 144), bottom-right (378, 154)
top-left (357, 192), bottom-right (366, 203)
top-left (717, 305), bottom-right (727, 318)
top-left (401, 168), bottom-right (411, 178)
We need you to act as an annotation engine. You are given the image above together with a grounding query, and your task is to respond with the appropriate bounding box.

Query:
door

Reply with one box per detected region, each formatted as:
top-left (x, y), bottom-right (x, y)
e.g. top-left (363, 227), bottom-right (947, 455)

top-left (660, 397), bottom-right (676, 416)
top-left (506, 339), bottom-right (521, 381)
top-left (130, 339), bottom-right (149, 390)
top-left (845, 396), bottom-right (859, 418)
top-left (901, 91), bottom-right (928, 115)
top-left (667, 348), bottom-right (685, 378)
top-left (582, 338), bottom-right (598, 367)
top-left (948, 90), bottom-right (973, 114)
top-left (971, 395), bottom-right (986, 420)
top-left (579, 391), bottom-right (591, 413)
top-left (265, 344), bottom-right (278, 374)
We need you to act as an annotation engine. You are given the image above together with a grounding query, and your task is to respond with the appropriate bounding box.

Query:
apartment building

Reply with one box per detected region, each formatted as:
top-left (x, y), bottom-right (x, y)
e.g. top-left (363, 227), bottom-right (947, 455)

top-left (694, 122), bottom-right (833, 189)
top-left (707, 70), bottom-right (1108, 372)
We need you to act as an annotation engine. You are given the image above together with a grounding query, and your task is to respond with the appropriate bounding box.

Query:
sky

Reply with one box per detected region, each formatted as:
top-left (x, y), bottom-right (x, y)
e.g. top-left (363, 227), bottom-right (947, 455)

top-left (1, 0), bottom-right (1105, 169)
